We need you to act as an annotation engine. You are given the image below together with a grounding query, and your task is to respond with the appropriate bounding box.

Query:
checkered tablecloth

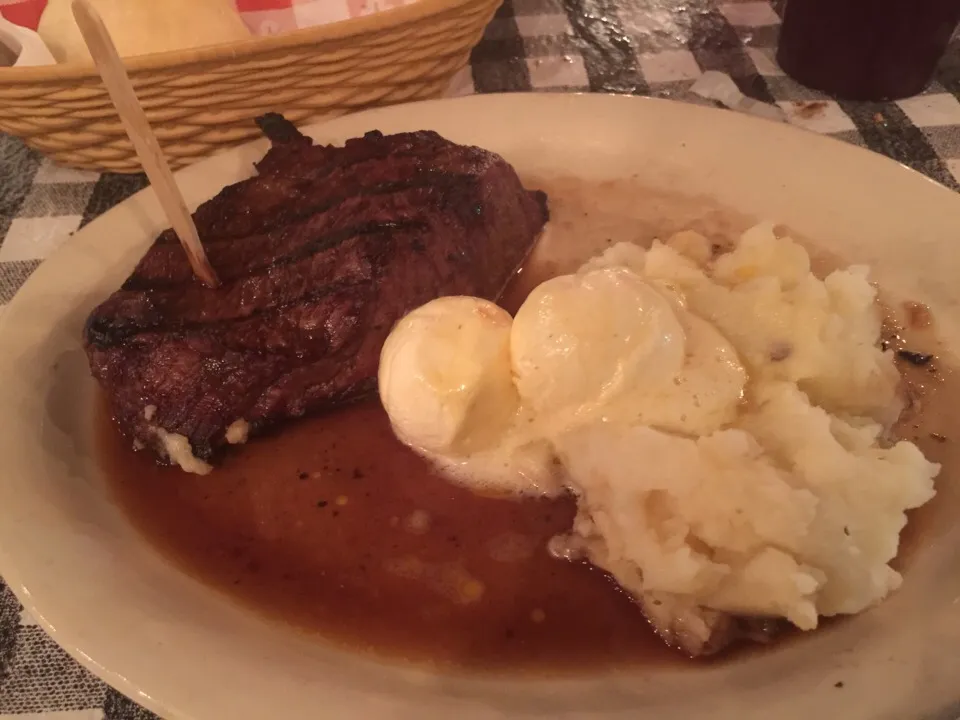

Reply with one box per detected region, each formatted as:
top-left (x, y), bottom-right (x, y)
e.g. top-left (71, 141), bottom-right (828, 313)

top-left (2, 0), bottom-right (960, 717)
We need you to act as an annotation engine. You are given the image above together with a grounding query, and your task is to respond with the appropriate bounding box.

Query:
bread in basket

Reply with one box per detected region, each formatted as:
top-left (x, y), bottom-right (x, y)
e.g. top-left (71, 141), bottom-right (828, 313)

top-left (0, 0), bottom-right (501, 172)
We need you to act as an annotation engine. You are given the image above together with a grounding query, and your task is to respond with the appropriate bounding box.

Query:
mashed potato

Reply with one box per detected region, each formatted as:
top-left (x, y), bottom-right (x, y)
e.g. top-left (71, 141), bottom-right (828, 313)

top-left (379, 221), bottom-right (940, 632)
top-left (556, 383), bottom-right (936, 629)
top-left (642, 223), bottom-right (903, 423)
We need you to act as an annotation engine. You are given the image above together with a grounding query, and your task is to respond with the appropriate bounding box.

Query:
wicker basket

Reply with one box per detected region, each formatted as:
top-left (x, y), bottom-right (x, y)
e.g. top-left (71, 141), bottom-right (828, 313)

top-left (0, 0), bottom-right (500, 172)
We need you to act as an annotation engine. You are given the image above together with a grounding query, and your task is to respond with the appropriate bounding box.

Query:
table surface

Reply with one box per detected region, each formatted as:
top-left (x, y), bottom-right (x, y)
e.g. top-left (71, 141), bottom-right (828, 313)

top-left (3, 0), bottom-right (960, 717)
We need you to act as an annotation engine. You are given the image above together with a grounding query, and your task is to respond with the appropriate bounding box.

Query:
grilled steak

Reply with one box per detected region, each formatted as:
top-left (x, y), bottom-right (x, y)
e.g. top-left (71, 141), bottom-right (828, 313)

top-left (85, 114), bottom-right (549, 473)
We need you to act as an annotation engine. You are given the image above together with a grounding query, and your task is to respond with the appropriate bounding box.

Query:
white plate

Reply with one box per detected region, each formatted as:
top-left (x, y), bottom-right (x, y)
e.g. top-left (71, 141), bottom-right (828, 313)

top-left (1, 93), bottom-right (959, 720)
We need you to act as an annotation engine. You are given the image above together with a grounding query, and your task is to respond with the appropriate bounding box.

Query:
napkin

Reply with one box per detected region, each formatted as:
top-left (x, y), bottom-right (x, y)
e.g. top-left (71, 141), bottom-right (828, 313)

top-left (235, 0), bottom-right (419, 35)
top-left (0, 0), bottom-right (419, 34)
top-left (0, 0), bottom-right (46, 30)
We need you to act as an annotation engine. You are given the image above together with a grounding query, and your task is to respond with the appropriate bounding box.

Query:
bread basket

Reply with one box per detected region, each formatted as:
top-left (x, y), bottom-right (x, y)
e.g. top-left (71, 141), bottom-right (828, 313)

top-left (0, 0), bottom-right (500, 173)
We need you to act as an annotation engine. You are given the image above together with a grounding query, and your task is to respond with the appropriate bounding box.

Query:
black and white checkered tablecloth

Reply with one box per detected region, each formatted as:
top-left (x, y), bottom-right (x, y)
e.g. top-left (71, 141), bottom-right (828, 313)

top-left (3, 0), bottom-right (960, 717)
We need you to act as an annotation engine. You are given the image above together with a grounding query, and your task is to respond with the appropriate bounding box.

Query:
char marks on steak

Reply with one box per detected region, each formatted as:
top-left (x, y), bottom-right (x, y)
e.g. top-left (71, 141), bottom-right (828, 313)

top-left (85, 114), bottom-right (549, 469)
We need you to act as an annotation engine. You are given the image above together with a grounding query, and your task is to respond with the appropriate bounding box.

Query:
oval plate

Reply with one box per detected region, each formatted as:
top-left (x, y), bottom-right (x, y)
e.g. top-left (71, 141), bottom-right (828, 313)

top-left (1, 93), bottom-right (959, 720)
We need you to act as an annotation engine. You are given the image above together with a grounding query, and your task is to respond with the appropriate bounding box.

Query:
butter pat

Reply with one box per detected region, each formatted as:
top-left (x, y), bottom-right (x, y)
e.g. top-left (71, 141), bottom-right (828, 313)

top-left (510, 267), bottom-right (687, 419)
top-left (378, 297), bottom-right (519, 456)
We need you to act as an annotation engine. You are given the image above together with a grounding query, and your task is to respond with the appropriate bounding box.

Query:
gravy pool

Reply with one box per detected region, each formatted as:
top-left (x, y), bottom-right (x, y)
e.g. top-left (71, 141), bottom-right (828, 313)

top-left (98, 177), bottom-right (956, 671)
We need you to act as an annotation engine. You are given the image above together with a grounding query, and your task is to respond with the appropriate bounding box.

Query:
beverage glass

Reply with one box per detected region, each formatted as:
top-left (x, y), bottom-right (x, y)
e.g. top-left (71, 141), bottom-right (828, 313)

top-left (777, 0), bottom-right (960, 101)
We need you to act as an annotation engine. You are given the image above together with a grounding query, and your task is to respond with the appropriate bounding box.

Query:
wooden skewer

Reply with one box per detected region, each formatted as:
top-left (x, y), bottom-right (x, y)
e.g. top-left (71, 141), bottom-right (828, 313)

top-left (71, 0), bottom-right (220, 289)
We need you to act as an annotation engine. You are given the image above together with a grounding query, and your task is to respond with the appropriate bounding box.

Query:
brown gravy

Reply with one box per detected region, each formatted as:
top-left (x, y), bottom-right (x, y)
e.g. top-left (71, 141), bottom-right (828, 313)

top-left (100, 393), bottom-right (684, 670)
top-left (98, 177), bottom-right (958, 672)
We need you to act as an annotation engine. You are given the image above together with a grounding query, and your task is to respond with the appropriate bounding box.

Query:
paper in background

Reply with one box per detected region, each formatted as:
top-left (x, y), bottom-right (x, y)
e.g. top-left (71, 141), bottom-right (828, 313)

top-left (0, 0), bottom-right (418, 35)
top-left (0, 0), bottom-right (45, 30)
top-left (235, 0), bottom-right (418, 35)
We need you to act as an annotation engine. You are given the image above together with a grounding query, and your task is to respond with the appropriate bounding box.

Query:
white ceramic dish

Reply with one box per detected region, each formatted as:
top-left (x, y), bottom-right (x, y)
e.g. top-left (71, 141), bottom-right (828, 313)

top-left (0, 93), bottom-right (959, 720)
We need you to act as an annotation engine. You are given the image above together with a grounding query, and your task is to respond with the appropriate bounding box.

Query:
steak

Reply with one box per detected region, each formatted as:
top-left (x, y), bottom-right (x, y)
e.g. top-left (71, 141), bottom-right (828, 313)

top-left (85, 114), bottom-right (549, 473)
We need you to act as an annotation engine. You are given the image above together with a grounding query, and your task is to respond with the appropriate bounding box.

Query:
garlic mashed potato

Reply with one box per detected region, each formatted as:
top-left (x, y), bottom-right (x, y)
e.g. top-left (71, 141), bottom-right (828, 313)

top-left (377, 223), bottom-right (938, 631)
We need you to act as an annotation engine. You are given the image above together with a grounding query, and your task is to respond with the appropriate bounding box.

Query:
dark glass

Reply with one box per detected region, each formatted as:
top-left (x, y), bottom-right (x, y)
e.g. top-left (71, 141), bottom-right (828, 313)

top-left (777, 0), bottom-right (960, 101)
